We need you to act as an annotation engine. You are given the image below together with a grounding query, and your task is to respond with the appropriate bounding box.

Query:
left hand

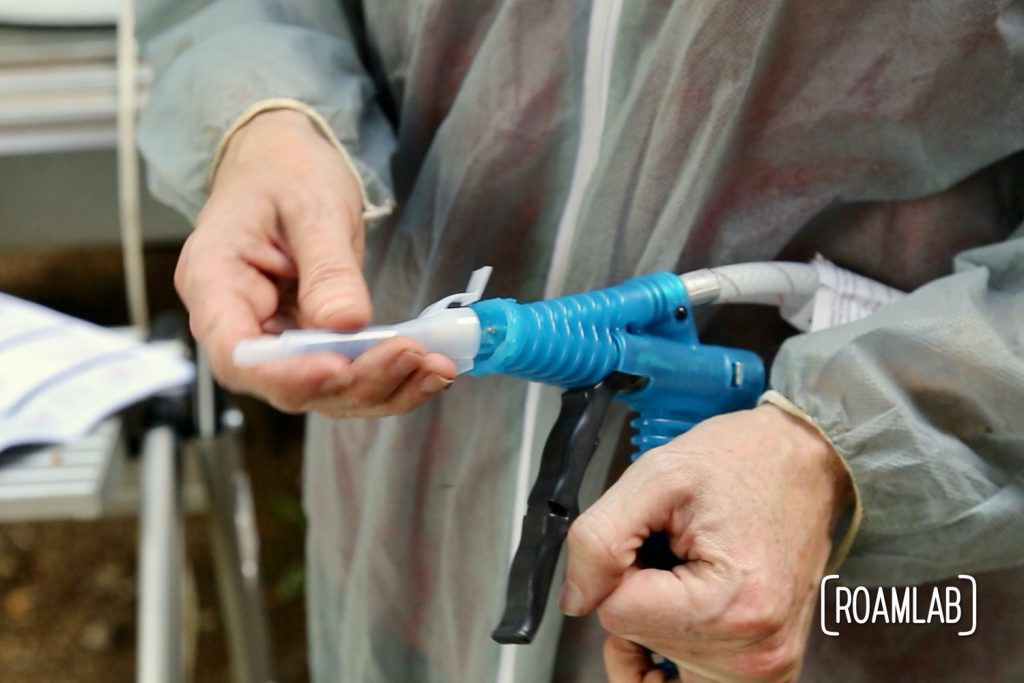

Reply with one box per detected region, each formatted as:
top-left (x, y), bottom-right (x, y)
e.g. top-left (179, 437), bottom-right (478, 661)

top-left (560, 404), bottom-right (852, 682)
top-left (175, 109), bottom-right (456, 417)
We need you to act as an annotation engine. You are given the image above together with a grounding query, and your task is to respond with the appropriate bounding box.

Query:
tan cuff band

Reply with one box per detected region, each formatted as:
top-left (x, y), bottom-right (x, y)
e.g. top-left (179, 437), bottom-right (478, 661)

top-left (206, 98), bottom-right (394, 221)
top-left (759, 390), bottom-right (863, 574)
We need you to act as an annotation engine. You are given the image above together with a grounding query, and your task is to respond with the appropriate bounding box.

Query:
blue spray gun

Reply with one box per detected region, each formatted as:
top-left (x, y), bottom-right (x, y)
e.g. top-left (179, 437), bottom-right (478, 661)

top-left (469, 271), bottom-right (765, 645)
top-left (234, 264), bottom-right (820, 646)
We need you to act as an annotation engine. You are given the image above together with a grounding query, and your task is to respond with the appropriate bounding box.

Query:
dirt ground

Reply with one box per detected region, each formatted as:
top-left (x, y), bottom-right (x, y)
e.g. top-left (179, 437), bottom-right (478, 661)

top-left (0, 245), bottom-right (310, 682)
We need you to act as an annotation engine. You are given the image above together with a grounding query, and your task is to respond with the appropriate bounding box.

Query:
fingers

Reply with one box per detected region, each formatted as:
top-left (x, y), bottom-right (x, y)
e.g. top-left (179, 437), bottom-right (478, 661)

top-left (296, 233), bottom-right (371, 330)
top-left (180, 230), bottom-right (454, 417)
top-left (178, 236), bottom-right (355, 408)
top-left (206, 335), bottom-right (456, 417)
top-left (304, 340), bottom-right (458, 418)
top-left (278, 187), bottom-right (371, 331)
top-left (604, 635), bottom-right (725, 683)
top-left (562, 448), bottom-right (692, 616)
top-left (678, 669), bottom-right (719, 683)
top-left (185, 273), bottom-right (353, 410)
top-left (596, 566), bottom-right (710, 643)
top-left (212, 107), bottom-right (372, 331)
top-left (179, 252), bottom-right (288, 388)
top-left (242, 352), bottom-right (353, 413)
top-left (604, 636), bottom-right (668, 683)
top-left (178, 109), bottom-right (395, 413)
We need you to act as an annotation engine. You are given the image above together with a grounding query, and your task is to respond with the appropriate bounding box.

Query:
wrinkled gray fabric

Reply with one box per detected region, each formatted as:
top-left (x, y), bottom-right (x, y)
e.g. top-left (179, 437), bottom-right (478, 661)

top-left (138, 1), bottom-right (1024, 681)
top-left (773, 229), bottom-right (1024, 585)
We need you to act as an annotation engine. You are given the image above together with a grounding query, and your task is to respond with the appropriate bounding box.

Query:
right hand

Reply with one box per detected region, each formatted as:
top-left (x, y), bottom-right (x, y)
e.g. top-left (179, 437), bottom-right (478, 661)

top-left (562, 406), bottom-right (850, 683)
top-left (175, 109), bottom-right (456, 416)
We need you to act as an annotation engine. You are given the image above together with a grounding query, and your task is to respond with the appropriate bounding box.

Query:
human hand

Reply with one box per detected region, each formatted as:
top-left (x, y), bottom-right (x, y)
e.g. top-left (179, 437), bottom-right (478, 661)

top-left (561, 405), bottom-right (852, 682)
top-left (175, 109), bottom-right (456, 416)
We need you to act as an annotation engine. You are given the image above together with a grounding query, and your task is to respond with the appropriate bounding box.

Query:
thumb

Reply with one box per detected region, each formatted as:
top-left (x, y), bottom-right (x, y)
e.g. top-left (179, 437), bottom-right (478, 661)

top-left (561, 450), bottom-right (689, 616)
top-left (285, 201), bottom-right (372, 330)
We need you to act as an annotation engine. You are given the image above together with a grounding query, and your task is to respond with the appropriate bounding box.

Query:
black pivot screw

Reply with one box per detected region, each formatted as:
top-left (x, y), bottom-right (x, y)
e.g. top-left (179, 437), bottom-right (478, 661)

top-left (674, 306), bottom-right (688, 321)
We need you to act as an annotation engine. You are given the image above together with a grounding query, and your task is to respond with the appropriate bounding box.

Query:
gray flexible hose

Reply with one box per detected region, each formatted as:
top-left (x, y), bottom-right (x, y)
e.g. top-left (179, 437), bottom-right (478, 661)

top-left (680, 262), bottom-right (818, 308)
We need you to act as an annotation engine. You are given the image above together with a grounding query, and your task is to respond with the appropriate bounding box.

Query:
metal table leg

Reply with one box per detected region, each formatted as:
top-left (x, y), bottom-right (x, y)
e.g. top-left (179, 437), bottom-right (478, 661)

top-left (196, 352), bottom-right (276, 683)
top-left (136, 424), bottom-right (182, 683)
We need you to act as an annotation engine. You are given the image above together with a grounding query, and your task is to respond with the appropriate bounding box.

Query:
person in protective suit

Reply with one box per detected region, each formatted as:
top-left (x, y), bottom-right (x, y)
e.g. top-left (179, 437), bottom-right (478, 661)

top-left (138, 1), bottom-right (1024, 681)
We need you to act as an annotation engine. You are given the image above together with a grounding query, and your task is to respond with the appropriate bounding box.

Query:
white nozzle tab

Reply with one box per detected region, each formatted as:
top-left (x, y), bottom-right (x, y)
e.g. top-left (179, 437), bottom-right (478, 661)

top-left (418, 266), bottom-right (493, 317)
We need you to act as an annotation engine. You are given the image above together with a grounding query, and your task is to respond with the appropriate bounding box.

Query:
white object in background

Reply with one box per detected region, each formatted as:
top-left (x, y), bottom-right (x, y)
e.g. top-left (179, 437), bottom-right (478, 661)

top-left (0, 293), bottom-right (194, 453)
top-left (233, 267), bottom-right (492, 373)
top-left (0, 418), bottom-right (123, 521)
top-left (809, 255), bottom-right (905, 331)
top-left (0, 0), bottom-right (117, 27)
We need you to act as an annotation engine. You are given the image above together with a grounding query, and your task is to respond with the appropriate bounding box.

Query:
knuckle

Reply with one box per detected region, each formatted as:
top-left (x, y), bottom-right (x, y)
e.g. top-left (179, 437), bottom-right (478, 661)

top-left (247, 375), bottom-right (312, 414)
top-left (234, 233), bottom-right (265, 261)
top-left (173, 239), bottom-right (197, 299)
top-left (266, 391), bottom-right (307, 415)
top-left (338, 384), bottom-right (374, 410)
top-left (595, 603), bottom-right (631, 636)
top-left (727, 611), bottom-right (785, 640)
top-left (276, 186), bottom-right (319, 220)
top-left (722, 587), bottom-right (788, 640)
top-left (310, 388), bottom-right (375, 417)
top-left (173, 261), bottom-right (187, 298)
top-left (734, 638), bottom-right (797, 681)
top-left (635, 445), bottom-right (681, 482)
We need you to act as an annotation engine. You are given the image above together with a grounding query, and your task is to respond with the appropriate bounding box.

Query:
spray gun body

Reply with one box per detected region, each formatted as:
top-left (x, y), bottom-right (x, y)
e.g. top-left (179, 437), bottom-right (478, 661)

top-left (469, 272), bottom-right (764, 454)
top-left (466, 273), bottom-right (765, 645)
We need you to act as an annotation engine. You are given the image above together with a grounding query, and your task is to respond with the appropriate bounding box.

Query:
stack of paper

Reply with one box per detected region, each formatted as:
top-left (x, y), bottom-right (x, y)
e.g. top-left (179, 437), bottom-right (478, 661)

top-left (0, 293), bottom-right (194, 453)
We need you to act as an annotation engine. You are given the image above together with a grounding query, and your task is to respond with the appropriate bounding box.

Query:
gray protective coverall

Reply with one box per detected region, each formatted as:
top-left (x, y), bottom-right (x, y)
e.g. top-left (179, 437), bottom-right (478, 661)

top-left (138, 1), bottom-right (1024, 681)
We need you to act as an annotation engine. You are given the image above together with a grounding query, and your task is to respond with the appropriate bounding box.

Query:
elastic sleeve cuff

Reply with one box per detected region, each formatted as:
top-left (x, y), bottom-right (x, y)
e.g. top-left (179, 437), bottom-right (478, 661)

top-left (207, 98), bottom-right (394, 222)
top-left (759, 389), bottom-right (863, 574)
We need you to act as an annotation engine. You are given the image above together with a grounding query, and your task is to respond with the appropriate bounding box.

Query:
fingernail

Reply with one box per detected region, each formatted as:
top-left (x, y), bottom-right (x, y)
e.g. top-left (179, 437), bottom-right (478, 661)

top-left (395, 350), bottom-right (422, 375)
top-left (559, 580), bottom-right (585, 616)
top-left (420, 374), bottom-right (454, 394)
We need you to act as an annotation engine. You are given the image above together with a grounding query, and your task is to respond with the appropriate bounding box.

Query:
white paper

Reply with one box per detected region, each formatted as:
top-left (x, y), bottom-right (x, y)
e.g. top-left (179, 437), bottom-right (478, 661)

top-left (810, 256), bottom-right (905, 332)
top-left (0, 293), bottom-right (194, 453)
